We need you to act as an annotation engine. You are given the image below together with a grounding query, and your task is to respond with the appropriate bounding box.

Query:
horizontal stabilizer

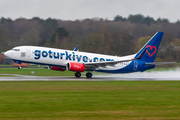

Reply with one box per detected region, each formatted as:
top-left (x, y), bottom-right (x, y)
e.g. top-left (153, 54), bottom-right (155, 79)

top-left (145, 62), bottom-right (177, 65)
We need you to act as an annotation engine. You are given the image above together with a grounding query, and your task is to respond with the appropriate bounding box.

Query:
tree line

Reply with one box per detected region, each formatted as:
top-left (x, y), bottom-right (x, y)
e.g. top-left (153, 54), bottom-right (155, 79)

top-left (1, 14), bottom-right (180, 62)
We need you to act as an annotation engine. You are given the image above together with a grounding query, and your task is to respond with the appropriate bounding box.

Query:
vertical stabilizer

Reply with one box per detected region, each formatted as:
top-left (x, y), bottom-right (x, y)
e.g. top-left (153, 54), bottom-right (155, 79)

top-left (135, 31), bottom-right (164, 62)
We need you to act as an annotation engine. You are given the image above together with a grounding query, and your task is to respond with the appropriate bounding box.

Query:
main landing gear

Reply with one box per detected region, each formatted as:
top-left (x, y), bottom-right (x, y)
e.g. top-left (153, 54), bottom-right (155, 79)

top-left (86, 72), bottom-right (92, 78)
top-left (75, 72), bottom-right (93, 78)
top-left (75, 72), bottom-right (81, 78)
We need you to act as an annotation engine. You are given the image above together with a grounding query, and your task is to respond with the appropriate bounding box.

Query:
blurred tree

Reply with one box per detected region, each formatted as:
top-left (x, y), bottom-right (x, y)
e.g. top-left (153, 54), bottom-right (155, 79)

top-left (142, 16), bottom-right (155, 26)
top-left (81, 30), bottom-right (134, 55)
top-left (54, 27), bottom-right (69, 39)
top-left (128, 14), bottom-right (155, 25)
top-left (0, 16), bottom-right (179, 62)
top-left (135, 36), bottom-right (151, 52)
top-left (32, 17), bottom-right (42, 21)
top-left (31, 17), bottom-right (44, 23)
top-left (51, 27), bottom-right (69, 48)
top-left (20, 30), bottom-right (39, 45)
top-left (171, 38), bottom-right (180, 46)
top-left (110, 31), bottom-right (134, 55)
top-left (157, 18), bottom-right (169, 23)
top-left (128, 14), bottom-right (144, 23)
top-left (170, 39), bottom-right (180, 62)
top-left (176, 20), bottom-right (180, 24)
top-left (39, 18), bottom-right (58, 45)
top-left (45, 18), bottom-right (58, 30)
top-left (0, 17), bottom-right (13, 24)
top-left (0, 26), bottom-right (13, 51)
top-left (114, 15), bottom-right (126, 21)
top-left (81, 33), bottom-right (104, 53)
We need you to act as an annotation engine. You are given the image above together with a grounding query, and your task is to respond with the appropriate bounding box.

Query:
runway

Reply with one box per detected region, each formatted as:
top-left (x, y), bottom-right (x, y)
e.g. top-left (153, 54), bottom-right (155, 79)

top-left (0, 69), bottom-right (180, 81)
top-left (0, 71), bottom-right (180, 81)
top-left (0, 76), bottom-right (154, 81)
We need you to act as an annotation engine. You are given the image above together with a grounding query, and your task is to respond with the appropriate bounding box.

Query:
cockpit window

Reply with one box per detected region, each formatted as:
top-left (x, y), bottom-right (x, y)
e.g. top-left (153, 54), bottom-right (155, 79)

top-left (12, 49), bottom-right (20, 51)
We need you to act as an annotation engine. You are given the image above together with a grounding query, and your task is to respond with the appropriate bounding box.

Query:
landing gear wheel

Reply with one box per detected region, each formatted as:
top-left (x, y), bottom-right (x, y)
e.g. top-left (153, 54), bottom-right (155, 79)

top-left (86, 72), bottom-right (92, 78)
top-left (18, 66), bottom-right (22, 70)
top-left (75, 72), bottom-right (81, 78)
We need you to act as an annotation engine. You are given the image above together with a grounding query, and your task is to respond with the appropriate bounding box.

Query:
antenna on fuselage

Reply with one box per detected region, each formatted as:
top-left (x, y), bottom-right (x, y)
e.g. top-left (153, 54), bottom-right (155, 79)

top-left (73, 47), bottom-right (78, 51)
top-left (73, 47), bottom-right (79, 52)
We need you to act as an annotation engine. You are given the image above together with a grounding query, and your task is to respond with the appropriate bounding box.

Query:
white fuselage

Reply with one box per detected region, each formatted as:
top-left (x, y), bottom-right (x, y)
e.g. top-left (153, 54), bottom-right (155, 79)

top-left (5, 46), bottom-right (136, 71)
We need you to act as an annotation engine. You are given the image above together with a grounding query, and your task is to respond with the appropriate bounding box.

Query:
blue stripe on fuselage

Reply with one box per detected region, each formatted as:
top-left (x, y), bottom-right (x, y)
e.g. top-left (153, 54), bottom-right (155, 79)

top-left (94, 60), bottom-right (155, 73)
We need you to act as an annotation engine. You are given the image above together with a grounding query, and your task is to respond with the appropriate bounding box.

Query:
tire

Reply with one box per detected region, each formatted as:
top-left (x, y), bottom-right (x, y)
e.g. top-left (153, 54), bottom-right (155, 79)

top-left (75, 72), bottom-right (81, 78)
top-left (86, 72), bottom-right (92, 78)
top-left (18, 66), bottom-right (22, 70)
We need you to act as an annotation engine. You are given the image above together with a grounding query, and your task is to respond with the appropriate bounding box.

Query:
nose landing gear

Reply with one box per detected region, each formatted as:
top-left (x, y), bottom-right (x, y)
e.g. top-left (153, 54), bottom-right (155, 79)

top-left (18, 66), bottom-right (22, 70)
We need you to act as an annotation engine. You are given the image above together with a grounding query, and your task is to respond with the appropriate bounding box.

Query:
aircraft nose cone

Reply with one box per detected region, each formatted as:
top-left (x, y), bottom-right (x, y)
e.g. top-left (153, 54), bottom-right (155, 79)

top-left (4, 50), bottom-right (12, 58)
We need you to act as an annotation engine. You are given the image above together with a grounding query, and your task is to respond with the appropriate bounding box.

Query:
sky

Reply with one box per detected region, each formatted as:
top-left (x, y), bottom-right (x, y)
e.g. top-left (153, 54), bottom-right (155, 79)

top-left (0, 0), bottom-right (179, 22)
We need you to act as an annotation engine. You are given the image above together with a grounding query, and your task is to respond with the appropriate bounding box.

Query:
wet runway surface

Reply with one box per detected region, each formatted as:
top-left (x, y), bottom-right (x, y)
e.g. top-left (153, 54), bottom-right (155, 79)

top-left (0, 74), bottom-right (180, 81)
top-left (1, 69), bottom-right (180, 81)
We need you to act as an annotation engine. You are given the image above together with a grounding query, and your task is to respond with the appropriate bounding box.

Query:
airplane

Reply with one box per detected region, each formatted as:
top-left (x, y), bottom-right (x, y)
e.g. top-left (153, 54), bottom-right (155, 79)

top-left (4, 31), bottom-right (176, 78)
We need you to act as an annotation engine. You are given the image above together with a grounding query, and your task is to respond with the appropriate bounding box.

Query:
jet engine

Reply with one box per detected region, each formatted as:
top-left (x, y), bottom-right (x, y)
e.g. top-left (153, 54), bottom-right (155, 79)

top-left (66, 62), bottom-right (85, 72)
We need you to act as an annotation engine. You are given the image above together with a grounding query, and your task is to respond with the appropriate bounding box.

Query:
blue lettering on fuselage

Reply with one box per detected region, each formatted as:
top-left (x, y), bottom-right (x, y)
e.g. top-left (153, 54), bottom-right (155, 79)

top-left (76, 55), bottom-right (82, 62)
top-left (60, 53), bottom-right (65, 59)
top-left (42, 51), bottom-right (48, 57)
top-left (94, 57), bottom-right (98, 62)
top-left (48, 50), bottom-right (53, 58)
top-left (34, 50), bottom-right (41, 60)
top-left (106, 59), bottom-right (114, 61)
top-left (65, 51), bottom-right (72, 60)
top-left (34, 50), bottom-right (114, 62)
top-left (54, 52), bottom-right (59, 59)
top-left (83, 56), bottom-right (88, 62)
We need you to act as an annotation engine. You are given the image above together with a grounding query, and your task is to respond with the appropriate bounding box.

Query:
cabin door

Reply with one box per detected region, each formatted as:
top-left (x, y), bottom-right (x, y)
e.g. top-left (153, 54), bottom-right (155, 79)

top-left (26, 47), bottom-right (31, 57)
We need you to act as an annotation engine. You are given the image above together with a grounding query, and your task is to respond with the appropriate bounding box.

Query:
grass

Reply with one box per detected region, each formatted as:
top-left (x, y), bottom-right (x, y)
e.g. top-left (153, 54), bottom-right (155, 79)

top-left (0, 68), bottom-right (76, 76)
top-left (0, 75), bottom-right (17, 77)
top-left (0, 81), bottom-right (180, 120)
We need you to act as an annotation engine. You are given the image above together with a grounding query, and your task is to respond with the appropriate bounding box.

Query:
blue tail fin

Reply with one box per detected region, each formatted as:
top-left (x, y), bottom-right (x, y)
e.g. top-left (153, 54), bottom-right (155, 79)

top-left (135, 31), bottom-right (164, 62)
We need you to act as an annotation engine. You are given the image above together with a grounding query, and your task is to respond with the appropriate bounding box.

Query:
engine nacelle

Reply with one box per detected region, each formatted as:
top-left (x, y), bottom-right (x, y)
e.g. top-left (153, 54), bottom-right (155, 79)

top-left (66, 62), bottom-right (85, 72)
top-left (50, 66), bottom-right (66, 71)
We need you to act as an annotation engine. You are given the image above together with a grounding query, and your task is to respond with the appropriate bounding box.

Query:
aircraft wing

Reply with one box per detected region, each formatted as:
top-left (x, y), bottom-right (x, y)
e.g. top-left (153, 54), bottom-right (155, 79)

top-left (84, 58), bottom-right (135, 69)
top-left (84, 47), bottom-right (147, 69)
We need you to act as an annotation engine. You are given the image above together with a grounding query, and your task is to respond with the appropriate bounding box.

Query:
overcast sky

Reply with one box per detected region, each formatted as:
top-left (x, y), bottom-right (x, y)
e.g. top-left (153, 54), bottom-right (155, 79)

top-left (0, 0), bottom-right (179, 22)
